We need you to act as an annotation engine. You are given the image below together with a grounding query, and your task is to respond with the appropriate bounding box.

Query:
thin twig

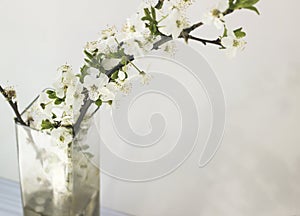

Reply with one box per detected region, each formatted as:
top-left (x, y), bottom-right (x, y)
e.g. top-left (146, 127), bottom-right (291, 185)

top-left (0, 85), bottom-right (27, 126)
top-left (186, 35), bottom-right (222, 46)
top-left (223, 8), bottom-right (234, 16)
top-left (106, 55), bottom-right (134, 77)
top-left (183, 22), bottom-right (204, 34)
top-left (73, 95), bottom-right (93, 134)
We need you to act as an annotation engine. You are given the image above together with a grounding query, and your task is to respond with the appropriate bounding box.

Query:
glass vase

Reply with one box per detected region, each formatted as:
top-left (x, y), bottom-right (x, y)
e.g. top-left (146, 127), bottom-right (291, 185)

top-left (15, 97), bottom-right (101, 216)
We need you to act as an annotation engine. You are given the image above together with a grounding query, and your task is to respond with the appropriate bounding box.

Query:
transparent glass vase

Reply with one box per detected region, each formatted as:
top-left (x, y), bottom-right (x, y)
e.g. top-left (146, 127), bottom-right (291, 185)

top-left (15, 96), bottom-right (100, 216)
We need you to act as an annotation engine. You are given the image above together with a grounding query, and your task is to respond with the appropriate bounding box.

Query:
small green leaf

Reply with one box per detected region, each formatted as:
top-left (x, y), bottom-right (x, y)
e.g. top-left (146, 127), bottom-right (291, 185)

top-left (40, 103), bottom-right (46, 109)
top-left (41, 119), bottom-right (54, 130)
top-left (144, 8), bottom-right (151, 19)
top-left (141, 16), bottom-right (151, 21)
top-left (95, 98), bottom-right (102, 107)
top-left (229, 0), bottom-right (260, 14)
top-left (244, 5), bottom-right (260, 14)
top-left (46, 90), bottom-right (54, 95)
top-left (79, 65), bottom-right (89, 83)
top-left (237, 0), bottom-right (259, 6)
top-left (151, 6), bottom-right (156, 21)
top-left (111, 71), bottom-right (119, 80)
top-left (233, 27), bottom-right (246, 38)
top-left (155, 0), bottom-right (164, 9)
top-left (222, 26), bottom-right (228, 37)
top-left (54, 98), bottom-right (64, 105)
top-left (84, 50), bottom-right (94, 60)
top-left (121, 56), bottom-right (128, 65)
top-left (46, 90), bottom-right (57, 99)
top-left (84, 58), bottom-right (91, 64)
top-left (52, 112), bottom-right (57, 119)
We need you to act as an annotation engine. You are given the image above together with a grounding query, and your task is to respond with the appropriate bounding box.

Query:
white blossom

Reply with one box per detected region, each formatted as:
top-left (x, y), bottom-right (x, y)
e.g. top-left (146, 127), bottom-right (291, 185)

top-left (24, 102), bottom-right (48, 130)
top-left (53, 65), bottom-right (78, 98)
top-left (122, 38), bottom-right (144, 56)
top-left (161, 41), bottom-right (177, 56)
top-left (202, 1), bottom-right (228, 29)
top-left (102, 58), bottom-right (121, 70)
top-left (106, 81), bottom-right (132, 95)
top-left (51, 127), bottom-right (73, 148)
top-left (84, 41), bottom-right (99, 53)
top-left (118, 71), bottom-right (126, 81)
top-left (83, 73), bottom-right (109, 101)
top-left (177, 0), bottom-right (195, 10)
top-left (65, 82), bottom-right (84, 119)
top-left (52, 81), bottom-right (65, 99)
top-left (3, 86), bottom-right (16, 101)
top-left (87, 67), bottom-right (100, 77)
top-left (101, 26), bottom-right (117, 40)
top-left (221, 32), bottom-right (246, 58)
top-left (98, 26), bottom-right (120, 53)
top-left (117, 81), bottom-right (132, 95)
top-left (159, 8), bottom-right (189, 38)
top-left (121, 11), bottom-right (158, 56)
top-left (99, 86), bottom-right (115, 101)
top-left (122, 13), bottom-right (150, 38)
top-left (139, 71), bottom-right (152, 85)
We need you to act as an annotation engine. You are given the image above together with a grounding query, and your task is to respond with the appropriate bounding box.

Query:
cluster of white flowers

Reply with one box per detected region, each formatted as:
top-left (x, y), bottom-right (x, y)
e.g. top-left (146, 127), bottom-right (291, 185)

top-left (201, 0), bottom-right (248, 57)
top-left (221, 31), bottom-right (247, 58)
top-left (21, 0), bottom-right (259, 151)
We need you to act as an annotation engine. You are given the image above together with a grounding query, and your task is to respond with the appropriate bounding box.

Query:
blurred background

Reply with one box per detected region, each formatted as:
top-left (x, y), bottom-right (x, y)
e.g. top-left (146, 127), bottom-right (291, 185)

top-left (1, 0), bottom-right (300, 215)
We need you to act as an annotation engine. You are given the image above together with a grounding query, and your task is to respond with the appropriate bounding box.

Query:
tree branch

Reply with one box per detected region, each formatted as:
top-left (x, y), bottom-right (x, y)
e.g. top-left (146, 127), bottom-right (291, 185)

top-left (185, 35), bottom-right (222, 46)
top-left (0, 85), bottom-right (27, 126)
top-left (73, 21), bottom-right (220, 135)
top-left (183, 22), bottom-right (204, 35)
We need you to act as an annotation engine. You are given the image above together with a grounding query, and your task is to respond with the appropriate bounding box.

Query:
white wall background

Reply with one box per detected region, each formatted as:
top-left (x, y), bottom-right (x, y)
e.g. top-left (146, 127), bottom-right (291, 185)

top-left (1, 0), bottom-right (300, 215)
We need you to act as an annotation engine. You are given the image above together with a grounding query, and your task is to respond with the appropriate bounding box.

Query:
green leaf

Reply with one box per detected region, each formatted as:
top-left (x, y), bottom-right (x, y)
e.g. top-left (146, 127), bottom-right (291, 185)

top-left (54, 98), bottom-right (64, 105)
top-left (144, 8), bottom-right (151, 19)
top-left (52, 112), bottom-right (57, 119)
top-left (84, 58), bottom-right (91, 64)
top-left (155, 0), bottom-right (164, 9)
top-left (41, 119), bottom-right (54, 130)
top-left (46, 90), bottom-right (57, 99)
top-left (95, 98), bottom-right (102, 107)
top-left (236, 0), bottom-right (259, 7)
top-left (111, 71), bottom-right (119, 80)
top-left (40, 103), bottom-right (46, 110)
top-left (142, 6), bottom-right (161, 36)
top-left (229, 0), bottom-right (235, 9)
top-left (79, 65), bottom-right (89, 83)
top-left (229, 0), bottom-right (260, 14)
top-left (151, 6), bottom-right (156, 21)
top-left (84, 50), bottom-right (94, 60)
top-left (46, 90), bottom-right (54, 95)
top-left (141, 16), bottom-right (151, 21)
top-left (233, 27), bottom-right (246, 38)
top-left (244, 5), bottom-right (260, 14)
top-left (120, 56), bottom-right (128, 65)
